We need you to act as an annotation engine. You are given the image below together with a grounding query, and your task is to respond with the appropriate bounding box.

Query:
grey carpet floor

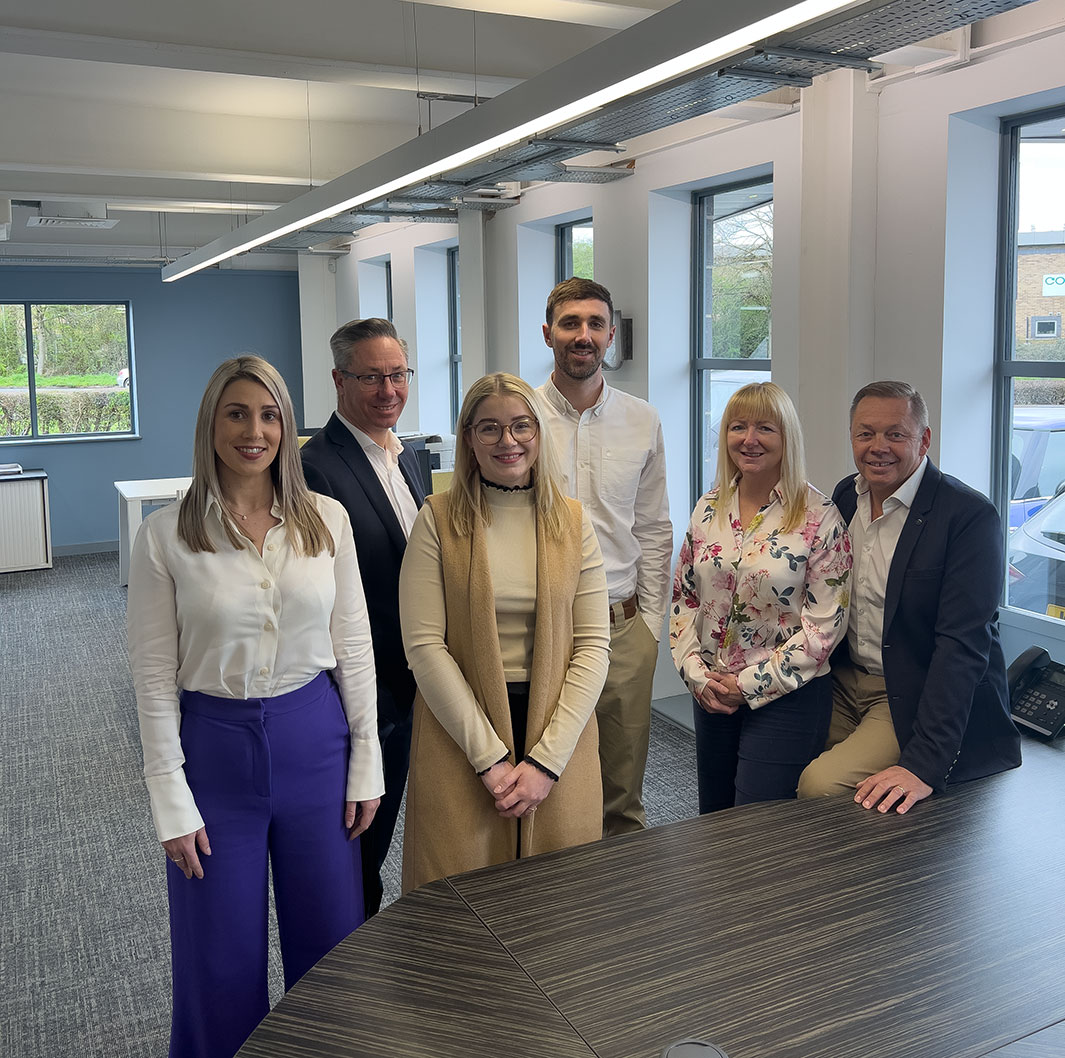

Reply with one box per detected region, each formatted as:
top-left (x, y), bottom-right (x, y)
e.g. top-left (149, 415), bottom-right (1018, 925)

top-left (1, 553), bottom-right (697, 1058)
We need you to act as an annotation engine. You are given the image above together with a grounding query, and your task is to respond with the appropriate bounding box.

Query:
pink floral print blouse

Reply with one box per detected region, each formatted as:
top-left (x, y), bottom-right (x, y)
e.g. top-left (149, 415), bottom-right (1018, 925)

top-left (671, 482), bottom-right (852, 709)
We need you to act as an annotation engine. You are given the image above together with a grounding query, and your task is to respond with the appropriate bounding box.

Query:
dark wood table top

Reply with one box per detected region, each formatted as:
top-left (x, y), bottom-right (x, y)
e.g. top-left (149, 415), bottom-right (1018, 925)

top-left (239, 739), bottom-right (1065, 1058)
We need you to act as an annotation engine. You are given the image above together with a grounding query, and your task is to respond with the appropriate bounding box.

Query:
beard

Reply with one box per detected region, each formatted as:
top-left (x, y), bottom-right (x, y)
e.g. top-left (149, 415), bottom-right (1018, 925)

top-left (557, 345), bottom-right (604, 380)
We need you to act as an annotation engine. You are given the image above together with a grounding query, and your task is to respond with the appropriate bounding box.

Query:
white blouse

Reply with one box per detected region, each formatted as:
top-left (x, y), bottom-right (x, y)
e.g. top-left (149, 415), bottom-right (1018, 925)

top-left (127, 492), bottom-right (384, 842)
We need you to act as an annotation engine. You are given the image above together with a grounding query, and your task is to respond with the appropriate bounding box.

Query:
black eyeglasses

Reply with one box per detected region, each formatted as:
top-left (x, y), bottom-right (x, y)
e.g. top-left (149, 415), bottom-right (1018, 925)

top-left (469, 418), bottom-right (539, 445)
top-left (338, 368), bottom-right (414, 389)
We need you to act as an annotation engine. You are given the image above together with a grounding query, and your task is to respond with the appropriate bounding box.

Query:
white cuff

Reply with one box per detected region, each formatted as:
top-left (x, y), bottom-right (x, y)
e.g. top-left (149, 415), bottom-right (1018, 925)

top-left (346, 736), bottom-right (386, 802)
top-left (146, 770), bottom-right (205, 843)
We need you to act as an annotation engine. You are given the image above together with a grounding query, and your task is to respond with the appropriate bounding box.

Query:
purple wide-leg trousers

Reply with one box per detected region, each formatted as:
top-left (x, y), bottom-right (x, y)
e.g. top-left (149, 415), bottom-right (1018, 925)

top-left (167, 671), bottom-right (364, 1058)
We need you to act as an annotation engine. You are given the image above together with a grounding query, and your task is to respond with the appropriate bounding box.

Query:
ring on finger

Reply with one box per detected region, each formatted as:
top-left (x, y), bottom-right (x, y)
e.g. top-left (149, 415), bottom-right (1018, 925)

top-left (895, 785), bottom-right (906, 794)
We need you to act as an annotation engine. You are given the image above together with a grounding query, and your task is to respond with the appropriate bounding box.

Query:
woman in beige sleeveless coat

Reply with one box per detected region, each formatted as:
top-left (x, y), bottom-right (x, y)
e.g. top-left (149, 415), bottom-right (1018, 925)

top-left (399, 373), bottom-right (609, 892)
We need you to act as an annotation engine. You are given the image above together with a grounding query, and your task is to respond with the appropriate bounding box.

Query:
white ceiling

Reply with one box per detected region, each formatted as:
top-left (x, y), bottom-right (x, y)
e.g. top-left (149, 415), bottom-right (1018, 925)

top-left (0, 0), bottom-right (675, 257)
top-left (2, 0), bottom-right (1055, 264)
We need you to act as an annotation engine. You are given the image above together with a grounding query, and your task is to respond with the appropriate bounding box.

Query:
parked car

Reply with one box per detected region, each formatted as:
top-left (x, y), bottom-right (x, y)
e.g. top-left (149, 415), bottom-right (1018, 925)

top-left (117, 368), bottom-right (130, 388)
top-left (1008, 489), bottom-right (1065, 616)
top-left (1010, 405), bottom-right (1065, 529)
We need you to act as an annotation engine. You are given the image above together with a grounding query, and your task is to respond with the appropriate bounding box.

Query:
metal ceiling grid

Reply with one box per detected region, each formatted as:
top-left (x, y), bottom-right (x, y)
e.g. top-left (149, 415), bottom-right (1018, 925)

top-left (260, 0), bottom-right (1037, 255)
top-left (796, 0), bottom-right (1034, 56)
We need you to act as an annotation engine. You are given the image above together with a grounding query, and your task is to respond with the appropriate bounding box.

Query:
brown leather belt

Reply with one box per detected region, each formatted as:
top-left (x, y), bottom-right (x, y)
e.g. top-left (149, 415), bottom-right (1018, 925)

top-left (608, 593), bottom-right (639, 627)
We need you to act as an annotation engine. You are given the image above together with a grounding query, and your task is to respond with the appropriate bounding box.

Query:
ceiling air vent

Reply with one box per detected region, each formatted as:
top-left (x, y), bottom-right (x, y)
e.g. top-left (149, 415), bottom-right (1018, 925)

top-left (27, 216), bottom-right (120, 229)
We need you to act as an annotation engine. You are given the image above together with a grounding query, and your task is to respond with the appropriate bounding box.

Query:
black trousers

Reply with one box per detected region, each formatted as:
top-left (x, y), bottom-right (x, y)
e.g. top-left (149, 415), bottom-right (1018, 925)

top-left (360, 680), bottom-right (414, 916)
top-left (693, 673), bottom-right (832, 814)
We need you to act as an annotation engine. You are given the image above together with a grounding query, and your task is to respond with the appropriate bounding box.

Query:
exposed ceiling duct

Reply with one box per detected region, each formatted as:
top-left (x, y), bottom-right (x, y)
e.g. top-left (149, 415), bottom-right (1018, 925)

top-left (25, 201), bottom-right (119, 230)
top-left (162, 0), bottom-right (1040, 276)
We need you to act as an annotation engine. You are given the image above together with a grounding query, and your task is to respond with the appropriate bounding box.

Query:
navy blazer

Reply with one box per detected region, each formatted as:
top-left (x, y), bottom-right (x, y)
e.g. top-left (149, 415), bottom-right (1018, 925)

top-left (302, 413), bottom-right (426, 712)
top-left (833, 460), bottom-right (1021, 790)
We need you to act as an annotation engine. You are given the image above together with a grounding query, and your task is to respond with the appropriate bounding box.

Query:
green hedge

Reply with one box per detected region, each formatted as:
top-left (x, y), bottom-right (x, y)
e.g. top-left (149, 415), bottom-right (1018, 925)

top-left (0, 390), bottom-right (131, 437)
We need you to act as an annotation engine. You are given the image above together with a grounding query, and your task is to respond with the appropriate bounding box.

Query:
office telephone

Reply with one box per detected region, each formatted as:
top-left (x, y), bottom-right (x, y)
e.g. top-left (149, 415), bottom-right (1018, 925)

top-left (1007, 646), bottom-right (1065, 739)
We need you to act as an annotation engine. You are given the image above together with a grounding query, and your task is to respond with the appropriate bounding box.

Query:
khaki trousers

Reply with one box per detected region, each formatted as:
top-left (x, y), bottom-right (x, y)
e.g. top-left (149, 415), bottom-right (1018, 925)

top-left (797, 661), bottom-right (901, 798)
top-left (597, 607), bottom-right (658, 836)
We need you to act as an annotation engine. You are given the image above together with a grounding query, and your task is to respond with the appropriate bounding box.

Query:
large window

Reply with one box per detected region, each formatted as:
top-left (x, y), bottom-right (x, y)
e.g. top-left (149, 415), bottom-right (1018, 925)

top-left (447, 246), bottom-right (462, 427)
top-left (691, 179), bottom-right (774, 500)
top-left (556, 218), bottom-right (594, 281)
top-left (0, 302), bottom-right (134, 441)
top-left (999, 107), bottom-right (1065, 620)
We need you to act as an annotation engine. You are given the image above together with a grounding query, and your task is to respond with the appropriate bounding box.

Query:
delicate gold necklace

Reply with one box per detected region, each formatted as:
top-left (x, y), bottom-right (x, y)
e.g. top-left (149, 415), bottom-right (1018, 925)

top-left (222, 497), bottom-right (272, 522)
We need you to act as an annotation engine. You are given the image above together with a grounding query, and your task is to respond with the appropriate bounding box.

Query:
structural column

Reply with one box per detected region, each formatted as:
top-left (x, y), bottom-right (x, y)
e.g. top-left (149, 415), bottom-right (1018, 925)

top-left (458, 209), bottom-right (488, 392)
top-left (298, 254), bottom-right (340, 430)
top-left (796, 67), bottom-right (879, 489)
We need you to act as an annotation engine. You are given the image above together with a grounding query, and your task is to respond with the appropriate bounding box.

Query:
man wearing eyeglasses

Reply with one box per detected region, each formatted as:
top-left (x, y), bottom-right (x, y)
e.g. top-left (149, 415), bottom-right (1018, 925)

top-left (301, 317), bottom-right (425, 915)
top-left (536, 277), bottom-right (672, 837)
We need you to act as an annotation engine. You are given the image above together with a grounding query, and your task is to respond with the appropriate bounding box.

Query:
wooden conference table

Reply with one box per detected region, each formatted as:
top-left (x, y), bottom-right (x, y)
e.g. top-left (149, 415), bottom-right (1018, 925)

top-left (238, 740), bottom-right (1065, 1058)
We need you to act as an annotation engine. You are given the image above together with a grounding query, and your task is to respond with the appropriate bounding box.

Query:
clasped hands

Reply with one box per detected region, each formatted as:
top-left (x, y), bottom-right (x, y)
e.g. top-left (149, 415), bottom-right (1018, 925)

top-left (480, 760), bottom-right (554, 819)
top-left (695, 670), bottom-right (745, 714)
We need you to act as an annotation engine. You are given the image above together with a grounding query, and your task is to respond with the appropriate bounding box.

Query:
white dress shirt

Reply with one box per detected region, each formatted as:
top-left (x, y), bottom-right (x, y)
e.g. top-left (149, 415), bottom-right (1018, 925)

top-left (337, 411), bottom-right (419, 538)
top-left (127, 492), bottom-right (384, 842)
top-left (846, 457), bottom-right (929, 674)
top-left (535, 376), bottom-right (673, 639)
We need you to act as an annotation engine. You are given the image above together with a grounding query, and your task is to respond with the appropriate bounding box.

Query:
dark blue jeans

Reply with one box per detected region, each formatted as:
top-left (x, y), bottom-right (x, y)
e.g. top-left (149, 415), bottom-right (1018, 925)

top-left (693, 673), bottom-right (832, 813)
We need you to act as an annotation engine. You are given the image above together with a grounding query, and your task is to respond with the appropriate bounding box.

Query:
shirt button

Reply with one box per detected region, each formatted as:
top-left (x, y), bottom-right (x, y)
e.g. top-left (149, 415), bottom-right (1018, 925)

top-left (259, 667), bottom-right (269, 676)
top-left (264, 622), bottom-right (273, 631)
top-left (261, 580), bottom-right (271, 589)
top-left (267, 543), bottom-right (276, 551)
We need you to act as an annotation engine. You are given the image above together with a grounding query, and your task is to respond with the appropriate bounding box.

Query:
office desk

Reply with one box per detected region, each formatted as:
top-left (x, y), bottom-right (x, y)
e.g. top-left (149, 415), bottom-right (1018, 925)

top-left (239, 741), bottom-right (1065, 1058)
top-left (114, 477), bottom-right (192, 586)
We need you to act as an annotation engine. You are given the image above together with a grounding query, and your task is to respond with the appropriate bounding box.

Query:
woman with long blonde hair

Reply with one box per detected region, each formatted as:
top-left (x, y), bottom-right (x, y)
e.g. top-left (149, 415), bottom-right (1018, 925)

top-left (127, 355), bottom-right (383, 1058)
top-left (671, 381), bottom-right (852, 811)
top-left (399, 372), bottom-right (609, 891)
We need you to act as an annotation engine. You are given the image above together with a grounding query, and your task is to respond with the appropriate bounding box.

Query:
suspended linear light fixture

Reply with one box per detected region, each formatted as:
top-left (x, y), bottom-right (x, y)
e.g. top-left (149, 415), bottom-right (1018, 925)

top-left (162, 0), bottom-right (871, 282)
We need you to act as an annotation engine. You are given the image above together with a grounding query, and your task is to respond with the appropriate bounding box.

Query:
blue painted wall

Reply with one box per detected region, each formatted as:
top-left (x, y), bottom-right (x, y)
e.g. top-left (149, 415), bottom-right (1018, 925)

top-left (0, 266), bottom-right (302, 550)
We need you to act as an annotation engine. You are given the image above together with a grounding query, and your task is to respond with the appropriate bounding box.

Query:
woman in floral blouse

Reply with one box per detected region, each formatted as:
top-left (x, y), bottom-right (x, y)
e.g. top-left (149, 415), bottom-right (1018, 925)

top-left (671, 382), bottom-right (851, 812)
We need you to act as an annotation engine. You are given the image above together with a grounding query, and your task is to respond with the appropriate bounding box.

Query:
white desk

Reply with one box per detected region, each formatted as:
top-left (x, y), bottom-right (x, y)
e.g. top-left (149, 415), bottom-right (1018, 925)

top-left (115, 477), bottom-right (192, 586)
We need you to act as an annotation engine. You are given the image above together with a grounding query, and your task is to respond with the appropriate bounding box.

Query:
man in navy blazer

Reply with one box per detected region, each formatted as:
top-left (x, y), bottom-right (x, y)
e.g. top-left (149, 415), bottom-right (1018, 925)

top-left (302, 318), bottom-right (426, 914)
top-left (798, 381), bottom-right (1020, 813)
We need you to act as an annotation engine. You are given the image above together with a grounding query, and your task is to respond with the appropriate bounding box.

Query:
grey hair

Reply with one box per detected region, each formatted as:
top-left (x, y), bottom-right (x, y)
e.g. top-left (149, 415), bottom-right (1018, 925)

top-left (329, 318), bottom-right (409, 371)
top-left (850, 381), bottom-right (928, 432)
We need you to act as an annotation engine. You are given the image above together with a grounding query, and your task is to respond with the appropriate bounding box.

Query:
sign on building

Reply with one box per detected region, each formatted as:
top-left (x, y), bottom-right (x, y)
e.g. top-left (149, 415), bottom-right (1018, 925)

top-left (1044, 274), bottom-right (1065, 296)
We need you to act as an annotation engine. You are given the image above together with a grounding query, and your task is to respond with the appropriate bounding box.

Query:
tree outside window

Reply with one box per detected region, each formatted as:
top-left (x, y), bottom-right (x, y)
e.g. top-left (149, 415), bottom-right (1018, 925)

top-left (692, 179), bottom-right (774, 500)
top-left (0, 302), bottom-right (134, 440)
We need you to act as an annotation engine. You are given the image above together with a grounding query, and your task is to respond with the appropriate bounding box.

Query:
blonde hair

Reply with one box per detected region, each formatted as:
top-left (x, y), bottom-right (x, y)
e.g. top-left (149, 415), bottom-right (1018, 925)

top-left (448, 372), bottom-right (568, 538)
top-left (178, 355), bottom-right (334, 556)
top-left (714, 381), bottom-right (808, 533)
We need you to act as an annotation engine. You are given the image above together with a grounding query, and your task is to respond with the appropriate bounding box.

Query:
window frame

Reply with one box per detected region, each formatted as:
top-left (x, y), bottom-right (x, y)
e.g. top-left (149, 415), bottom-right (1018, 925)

top-left (0, 299), bottom-right (136, 444)
top-left (555, 217), bottom-right (593, 282)
top-left (689, 177), bottom-right (774, 507)
top-left (993, 103), bottom-right (1065, 615)
top-left (446, 246), bottom-right (462, 428)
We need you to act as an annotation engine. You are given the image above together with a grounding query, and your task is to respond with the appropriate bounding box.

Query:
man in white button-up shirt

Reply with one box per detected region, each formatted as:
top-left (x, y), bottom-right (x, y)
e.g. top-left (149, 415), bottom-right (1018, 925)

top-left (302, 318), bottom-right (426, 913)
top-left (799, 381), bottom-right (1020, 813)
top-left (536, 278), bottom-right (672, 836)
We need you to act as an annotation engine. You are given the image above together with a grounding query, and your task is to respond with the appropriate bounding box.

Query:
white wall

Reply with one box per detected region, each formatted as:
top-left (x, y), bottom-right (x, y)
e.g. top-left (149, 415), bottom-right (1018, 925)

top-left (297, 16), bottom-right (1065, 678)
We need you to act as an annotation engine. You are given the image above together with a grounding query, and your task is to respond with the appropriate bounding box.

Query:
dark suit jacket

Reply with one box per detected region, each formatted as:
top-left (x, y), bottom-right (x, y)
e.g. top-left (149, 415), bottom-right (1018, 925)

top-left (302, 414), bottom-right (426, 714)
top-left (833, 460), bottom-right (1021, 790)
